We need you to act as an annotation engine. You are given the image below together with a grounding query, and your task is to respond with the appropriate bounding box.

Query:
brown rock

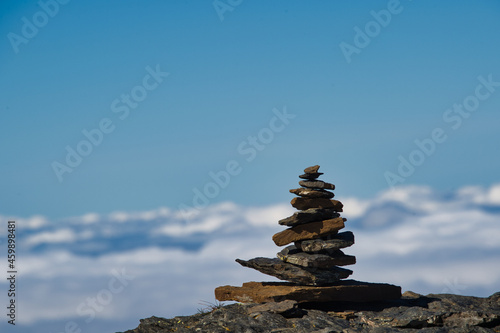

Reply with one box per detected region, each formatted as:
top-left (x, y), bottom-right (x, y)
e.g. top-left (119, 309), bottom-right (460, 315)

top-left (236, 257), bottom-right (352, 285)
top-left (299, 180), bottom-right (335, 190)
top-left (215, 280), bottom-right (402, 303)
top-left (289, 188), bottom-right (334, 199)
top-left (304, 165), bottom-right (320, 173)
top-left (272, 217), bottom-right (346, 246)
top-left (295, 231), bottom-right (355, 253)
top-left (291, 197), bottom-right (343, 211)
top-left (277, 247), bottom-right (356, 268)
top-left (278, 208), bottom-right (340, 227)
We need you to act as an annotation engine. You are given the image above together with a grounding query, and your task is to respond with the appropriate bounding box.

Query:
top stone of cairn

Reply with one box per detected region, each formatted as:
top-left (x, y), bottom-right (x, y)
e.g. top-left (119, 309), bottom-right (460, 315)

top-left (304, 165), bottom-right (320, 173)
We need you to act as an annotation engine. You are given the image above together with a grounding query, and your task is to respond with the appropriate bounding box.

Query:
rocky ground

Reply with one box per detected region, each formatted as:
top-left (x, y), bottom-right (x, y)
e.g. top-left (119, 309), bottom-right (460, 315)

top-left (120, 291), bottom-right (500, 333)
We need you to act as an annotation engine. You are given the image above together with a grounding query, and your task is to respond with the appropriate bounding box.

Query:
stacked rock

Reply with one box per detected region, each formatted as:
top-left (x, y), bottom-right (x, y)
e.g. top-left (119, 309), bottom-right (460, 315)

top-left (276, 165), bottom-right (356, 281)
top-left (215, 165), bottom-right (401, 305)
top-left (234, 165), bottom-right (356, 286)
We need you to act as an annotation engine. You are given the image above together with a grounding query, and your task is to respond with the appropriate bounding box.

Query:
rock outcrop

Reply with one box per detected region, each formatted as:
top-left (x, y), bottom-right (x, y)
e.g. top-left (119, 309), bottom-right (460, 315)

top-left (121, 291), bottom-right (500, 332)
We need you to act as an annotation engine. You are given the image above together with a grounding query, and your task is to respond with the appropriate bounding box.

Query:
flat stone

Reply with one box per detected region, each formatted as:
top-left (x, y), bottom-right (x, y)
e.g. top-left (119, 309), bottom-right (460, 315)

top-left (272, 217), bottom-right (346, 246)
top-left (246, 300), bottom-right (298, 315)
top-left (215, 280), bottom-right (402, 303)
top-left (235, 257), bottom-right (352, 286)
top-left (298, 180), bottom-right (335, 190)
top-left (289, 188), bottom-right (334, 199)
top-left (291, 198), bottom-right (343, 211)
top-left (277, 247), bottom-right (356, 268)
top-left (304, 165), bottom-right (320, 173)
top-left (295, 231), bottom-right (355, 253)
top-left (279, 208), bottom-right (340, 227)
top-left (299, 172), bottom-right (323, 180)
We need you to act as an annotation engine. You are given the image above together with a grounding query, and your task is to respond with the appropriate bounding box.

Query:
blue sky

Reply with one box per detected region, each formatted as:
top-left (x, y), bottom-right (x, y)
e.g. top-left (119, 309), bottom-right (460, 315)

top-left (1, 0), bottom-right (499, 218)
top-left (1, 1), bottom-right (500, 332)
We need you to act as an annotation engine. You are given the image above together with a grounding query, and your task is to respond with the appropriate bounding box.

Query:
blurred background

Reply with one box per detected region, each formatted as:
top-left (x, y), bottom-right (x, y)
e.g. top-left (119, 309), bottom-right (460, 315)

top-left (1, 0), bottom-right (500, 332)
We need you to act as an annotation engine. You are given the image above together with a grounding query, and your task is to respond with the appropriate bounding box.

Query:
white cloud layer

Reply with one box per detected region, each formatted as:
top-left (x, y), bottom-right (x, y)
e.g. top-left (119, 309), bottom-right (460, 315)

top-left (2, 183), bottom-right (500, 332)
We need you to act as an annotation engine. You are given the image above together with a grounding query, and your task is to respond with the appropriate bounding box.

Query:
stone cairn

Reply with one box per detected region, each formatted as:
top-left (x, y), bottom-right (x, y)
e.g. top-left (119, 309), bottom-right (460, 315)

top-left (215, 165), bottom-right (401, 306)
